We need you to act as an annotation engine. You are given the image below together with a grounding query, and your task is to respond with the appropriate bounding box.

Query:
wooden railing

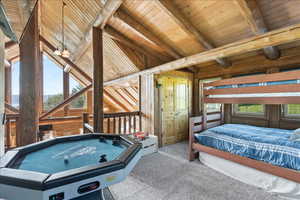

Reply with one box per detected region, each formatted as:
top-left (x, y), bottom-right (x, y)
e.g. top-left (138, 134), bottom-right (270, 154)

top-left (83, 111), bottom-right (142, 134)
top-left (4, 111), bottom-right (142, 151)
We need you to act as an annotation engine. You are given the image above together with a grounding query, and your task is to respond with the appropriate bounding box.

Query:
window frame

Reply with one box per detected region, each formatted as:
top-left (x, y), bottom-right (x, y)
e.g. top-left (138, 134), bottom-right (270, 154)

top-left (232, 104), bottom-right (266, 118)
top-left (282, 104), bottom-right (300, 119)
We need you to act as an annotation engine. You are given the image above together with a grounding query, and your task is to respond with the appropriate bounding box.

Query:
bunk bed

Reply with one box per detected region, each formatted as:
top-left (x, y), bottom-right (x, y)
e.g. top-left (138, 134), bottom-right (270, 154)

top-left (189, 70), bottom-right (300, 197)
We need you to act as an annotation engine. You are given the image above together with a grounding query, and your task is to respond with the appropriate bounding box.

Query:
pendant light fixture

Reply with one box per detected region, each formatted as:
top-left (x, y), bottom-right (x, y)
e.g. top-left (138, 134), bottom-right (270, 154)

top-left (54, 1), bottom-right (70, 58)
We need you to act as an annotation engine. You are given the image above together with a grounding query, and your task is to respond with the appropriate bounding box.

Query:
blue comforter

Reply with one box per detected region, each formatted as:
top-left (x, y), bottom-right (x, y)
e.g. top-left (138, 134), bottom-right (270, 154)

top-left (195, 124), bottom-right (300, 171)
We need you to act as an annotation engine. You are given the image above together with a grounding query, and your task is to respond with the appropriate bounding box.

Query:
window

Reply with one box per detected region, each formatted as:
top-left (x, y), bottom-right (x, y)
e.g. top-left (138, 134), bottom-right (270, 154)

top-left (69, 76), bottom-right (86, 109)
top-left (207, 104), bottom-right (221, 113)
top-left (201, 78), bottom-right (221, 113)
top-left (43, 56), bottom-right (63, 111)
top-left (233, 104), bottom-right (265, 115)
top-left (11, 61), bottom-right (20, 108)
top-left (284, 104), bottom-right (300, 117)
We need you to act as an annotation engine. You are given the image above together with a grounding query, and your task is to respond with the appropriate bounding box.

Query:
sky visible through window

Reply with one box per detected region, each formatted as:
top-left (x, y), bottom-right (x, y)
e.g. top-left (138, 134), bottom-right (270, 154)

top-left (12, 56), bottom-right (69, 96)
top-left (11, 55), bottom-right (81, 107)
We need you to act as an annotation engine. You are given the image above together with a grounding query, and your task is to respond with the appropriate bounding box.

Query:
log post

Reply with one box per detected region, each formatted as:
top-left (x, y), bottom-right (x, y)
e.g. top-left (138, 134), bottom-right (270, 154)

top-left (140, 74), bottom-right (155, 135)
top-left (63, 71), bottom-right (70, 116)
top-left (138, 75), bottom-right (142, 131)
top-left (92, 27), bottom-right (104, 133)
top-left (5, 62), bottom-right (12, 104)
top-left (0, 31), bottom-right (5, 156)
top-left (18, 5), bottom-right (40, 146)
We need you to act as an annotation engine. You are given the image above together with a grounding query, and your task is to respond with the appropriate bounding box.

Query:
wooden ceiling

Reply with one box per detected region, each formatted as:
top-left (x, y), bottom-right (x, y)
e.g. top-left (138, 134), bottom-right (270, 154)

top-left (3, 0), bottom-right (300, 112)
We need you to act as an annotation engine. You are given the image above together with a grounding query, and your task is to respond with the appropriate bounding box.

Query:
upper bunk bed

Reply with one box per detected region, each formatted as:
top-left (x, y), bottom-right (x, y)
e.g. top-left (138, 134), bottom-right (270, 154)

top-left (189, 69), bottom-right (300, 184)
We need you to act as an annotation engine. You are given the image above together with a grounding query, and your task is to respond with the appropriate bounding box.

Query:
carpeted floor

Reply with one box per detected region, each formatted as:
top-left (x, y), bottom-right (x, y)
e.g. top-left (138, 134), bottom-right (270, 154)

top-left (110, 142), bottom-right (282, 200)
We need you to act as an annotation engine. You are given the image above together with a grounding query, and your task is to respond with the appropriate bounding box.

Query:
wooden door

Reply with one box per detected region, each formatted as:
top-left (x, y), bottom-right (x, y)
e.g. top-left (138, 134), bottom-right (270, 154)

top-left (159, 76), bottom-right (190, 146)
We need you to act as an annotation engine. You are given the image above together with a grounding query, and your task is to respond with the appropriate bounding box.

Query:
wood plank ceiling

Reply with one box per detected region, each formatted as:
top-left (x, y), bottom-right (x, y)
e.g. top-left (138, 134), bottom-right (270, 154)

top-left (3, 0), bottom-right (300, 112)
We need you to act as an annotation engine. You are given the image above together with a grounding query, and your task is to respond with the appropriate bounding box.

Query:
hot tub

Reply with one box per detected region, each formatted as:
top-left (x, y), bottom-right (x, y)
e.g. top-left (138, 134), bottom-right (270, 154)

top-left (0, 134), bottom-right (142, 200)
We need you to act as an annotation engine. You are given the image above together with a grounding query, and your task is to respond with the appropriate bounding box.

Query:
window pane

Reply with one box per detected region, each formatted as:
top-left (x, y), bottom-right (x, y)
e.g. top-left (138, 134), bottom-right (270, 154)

top-left (287, 104), bottom-right (300, 115)
top-left (69, 76), bottom-right (86, 109)
top-left (43, 56), bottom-right (63, 111)
top-left (207, 104), bottom-right (221, 113)
top-left (12, 61), bottom-right (20, 108)
top-left (235, 104), bottom-right (264, 114)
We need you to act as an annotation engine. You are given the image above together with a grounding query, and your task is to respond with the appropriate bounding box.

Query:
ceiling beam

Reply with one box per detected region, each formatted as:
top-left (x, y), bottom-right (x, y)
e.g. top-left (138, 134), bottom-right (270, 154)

top-left (196, 46), bottom-right (300, 79)
top-left (103, 23), bottom-right (300, 86)
top-left (112, 9), bottom-right (181, 59)
top-left (104, 25), bottom-right (168, 62)
top-left (111, 8), bottom-right (199, 72)
top-left (234, 0), bottom-right (280, 60)
top-left (67, 0), bottom-right (123, 67)
top-left (97, 0), bottom-right (123, 29)
top-left (157, 0), bottom-right (231, 67)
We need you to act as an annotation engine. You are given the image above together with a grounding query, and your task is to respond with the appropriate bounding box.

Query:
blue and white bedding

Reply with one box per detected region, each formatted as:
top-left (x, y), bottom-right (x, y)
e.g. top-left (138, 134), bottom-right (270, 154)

top-left (195, 124), bottom-right (300, 171)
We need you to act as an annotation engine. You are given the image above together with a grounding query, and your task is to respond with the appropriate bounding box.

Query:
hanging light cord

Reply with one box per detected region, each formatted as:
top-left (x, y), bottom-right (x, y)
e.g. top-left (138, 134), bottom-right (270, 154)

top-left (62, 2), bottom-right (66, 50)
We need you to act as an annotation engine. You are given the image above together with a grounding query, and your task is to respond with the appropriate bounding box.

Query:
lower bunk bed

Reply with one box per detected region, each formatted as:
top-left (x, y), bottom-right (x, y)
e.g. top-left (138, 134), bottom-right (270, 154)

top-left (189, 119), bottom-right (300, 199)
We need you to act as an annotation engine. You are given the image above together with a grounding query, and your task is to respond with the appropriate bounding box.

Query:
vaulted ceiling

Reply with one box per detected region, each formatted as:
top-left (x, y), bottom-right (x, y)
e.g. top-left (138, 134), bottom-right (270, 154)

top-left (3, 0), bottom-right (300, 112)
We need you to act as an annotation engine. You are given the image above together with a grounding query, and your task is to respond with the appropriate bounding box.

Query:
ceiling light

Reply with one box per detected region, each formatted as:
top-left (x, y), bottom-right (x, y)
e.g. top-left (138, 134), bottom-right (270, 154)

top-left (61, 49), bottom-right (70, 58)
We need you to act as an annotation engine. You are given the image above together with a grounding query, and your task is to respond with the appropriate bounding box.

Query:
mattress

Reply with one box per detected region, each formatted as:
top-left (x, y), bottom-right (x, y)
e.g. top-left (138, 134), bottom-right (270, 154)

top-left (195, 124), bottom-right (300, 171)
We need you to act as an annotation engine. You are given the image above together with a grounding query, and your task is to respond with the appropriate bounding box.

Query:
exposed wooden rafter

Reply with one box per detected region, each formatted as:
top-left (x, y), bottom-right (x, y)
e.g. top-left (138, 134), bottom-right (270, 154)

top-left (103, 23), bottom-right (300, 86)
top-left (112, 9), bottom-right (181, 59)
top-left (196, 46), bottom-right (300, 79)
top-left (67, 0), bottom-right (123, 67)
top-left (105, 25), bottom-right (168, 62)
top-left (157, 0), bottom-right (231, 67)
top-left (234, 0), bottom-right (280, 60)
top-left (111, 8), bottom-right (199, 72)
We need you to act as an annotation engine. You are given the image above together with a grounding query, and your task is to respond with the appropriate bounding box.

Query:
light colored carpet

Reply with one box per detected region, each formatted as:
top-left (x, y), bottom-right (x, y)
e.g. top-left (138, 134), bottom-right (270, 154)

top-left (110, 142), bottom-right (282, 200)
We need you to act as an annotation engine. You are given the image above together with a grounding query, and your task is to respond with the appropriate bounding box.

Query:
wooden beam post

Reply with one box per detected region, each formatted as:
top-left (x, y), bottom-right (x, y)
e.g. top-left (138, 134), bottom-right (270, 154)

top-left (63, 71), bottom-right (70, 116)
top-left (38, 51), bottom-right (43, 114)
top-left (192, 76), bottom-right (200, 116)
top-left (140, 74), bottom-right (155, 135)
top-left (0, 31), bottom-right (5, 156)
top-left (93, 27), bottom-right (104, 133)
top-left (19, 5), bottom-right (40, 146)
top-left (5, 62), bottom-right (12, 104)
top-left (138, 75), bottom-right (142, 131)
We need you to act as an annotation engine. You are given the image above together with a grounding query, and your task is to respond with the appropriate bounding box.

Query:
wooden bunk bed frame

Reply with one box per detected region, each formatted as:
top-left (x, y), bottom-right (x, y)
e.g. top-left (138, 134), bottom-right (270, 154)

top-left (189, 70), bottom-right (300, 184)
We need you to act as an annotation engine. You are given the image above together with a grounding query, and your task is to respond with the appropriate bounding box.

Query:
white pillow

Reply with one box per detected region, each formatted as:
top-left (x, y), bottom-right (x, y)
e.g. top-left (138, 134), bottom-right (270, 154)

top-left (290, 128), bottom-right (300, 141)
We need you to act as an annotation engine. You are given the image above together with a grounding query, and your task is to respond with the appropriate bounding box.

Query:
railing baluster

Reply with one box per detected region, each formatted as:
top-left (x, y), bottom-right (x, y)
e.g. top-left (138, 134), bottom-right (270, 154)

top-left (129, 114), bottom-right (132, 134)
top-left (107, 118), bottom-right (111, 133)
top-left (123, 116), bottom-right (127, 134)
top-left (118, 117), bottom-right (121, 134)
top-left (133, 114), bottom-right (136, 133)
top-left (113, 117), bottom-right (116, 133)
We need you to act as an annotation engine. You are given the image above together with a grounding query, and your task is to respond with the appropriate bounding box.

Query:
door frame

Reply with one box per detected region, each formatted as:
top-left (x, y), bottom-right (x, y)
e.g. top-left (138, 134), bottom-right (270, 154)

top-left (154, 71), bottom-right (193, 147)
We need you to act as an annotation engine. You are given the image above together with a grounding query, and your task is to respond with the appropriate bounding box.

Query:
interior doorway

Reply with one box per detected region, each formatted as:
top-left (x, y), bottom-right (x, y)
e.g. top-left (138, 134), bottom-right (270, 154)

top-left (155, 71), bottom-right (192, 147)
